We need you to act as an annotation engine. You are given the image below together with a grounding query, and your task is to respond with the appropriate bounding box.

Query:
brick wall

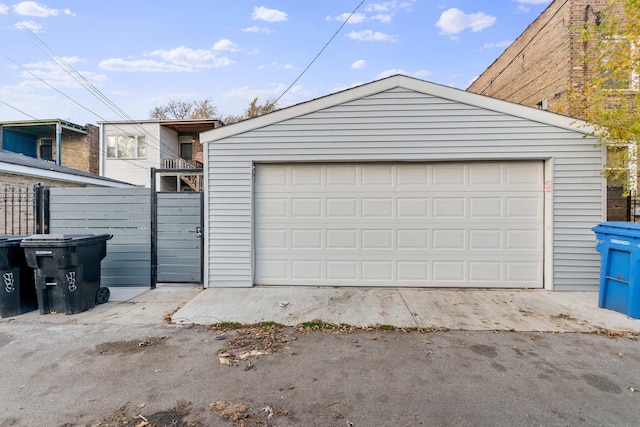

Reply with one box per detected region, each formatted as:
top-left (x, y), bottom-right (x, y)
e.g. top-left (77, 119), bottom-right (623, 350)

top-left (467, 0), bottom-right (614, 115)
top-left (0, 172), bottom-right (85, 189)
top-left (468, 0), bottom-right (629, 221)
top-left (60, 124), bottom-right (99, 174)
top-left (0, 172), bottom-right (85, 234)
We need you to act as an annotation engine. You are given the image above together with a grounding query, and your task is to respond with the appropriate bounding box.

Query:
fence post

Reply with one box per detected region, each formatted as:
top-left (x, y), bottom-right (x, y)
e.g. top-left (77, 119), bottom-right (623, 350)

top-left (150, 168), bottom-right (157, 290)
top-left (35, 185), bottom-right (50, 234)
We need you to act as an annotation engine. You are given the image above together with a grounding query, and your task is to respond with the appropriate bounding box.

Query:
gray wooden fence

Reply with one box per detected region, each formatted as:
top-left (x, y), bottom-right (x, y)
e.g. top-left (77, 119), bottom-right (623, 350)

top-left (49, 188), bottom-right (151, 287)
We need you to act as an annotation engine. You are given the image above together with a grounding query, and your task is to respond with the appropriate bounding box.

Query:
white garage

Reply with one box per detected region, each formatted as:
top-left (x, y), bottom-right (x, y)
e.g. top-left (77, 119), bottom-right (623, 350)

top-left (201, 75), bottom-right (604, 291)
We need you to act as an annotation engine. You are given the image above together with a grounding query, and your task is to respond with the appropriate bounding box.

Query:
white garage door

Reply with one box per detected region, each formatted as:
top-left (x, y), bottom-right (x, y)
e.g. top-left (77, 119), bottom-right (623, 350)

top-left (254, 162), bottom-right (543, 288)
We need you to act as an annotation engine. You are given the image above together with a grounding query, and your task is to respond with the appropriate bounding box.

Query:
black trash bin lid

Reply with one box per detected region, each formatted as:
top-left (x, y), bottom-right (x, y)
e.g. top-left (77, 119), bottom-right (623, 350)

top-left (0, 235), bottom-right (26, 247)
top-left (20, 234), bottom-right (113, 247)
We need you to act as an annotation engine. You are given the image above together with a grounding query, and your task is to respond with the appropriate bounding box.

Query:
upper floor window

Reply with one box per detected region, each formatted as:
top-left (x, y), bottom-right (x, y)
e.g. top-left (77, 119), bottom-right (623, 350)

top-left (600, 37), bottom-right (639, 91)
top-left (106, 135), bottom-right (146, 159)
top-left (39, 138), bottom-right (53, 161)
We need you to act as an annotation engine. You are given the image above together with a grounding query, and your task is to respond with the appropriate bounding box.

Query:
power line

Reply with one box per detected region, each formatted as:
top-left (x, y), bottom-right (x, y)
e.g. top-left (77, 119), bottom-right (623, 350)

top-left (275, 0), bottom-right (366, 104)
top-left (0, 97), bottom-right (152, 172)
top-left (476, 0), bottom-right (570, 95)
top-left (0, 3), bottom-right (165, 148)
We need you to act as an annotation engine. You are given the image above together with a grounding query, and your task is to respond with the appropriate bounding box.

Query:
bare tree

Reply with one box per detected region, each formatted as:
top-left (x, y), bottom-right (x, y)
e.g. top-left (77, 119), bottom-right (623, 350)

top-left (224, 97), bottom-right (277, 124)
top-left (150, 98), bottom-right (218, 120)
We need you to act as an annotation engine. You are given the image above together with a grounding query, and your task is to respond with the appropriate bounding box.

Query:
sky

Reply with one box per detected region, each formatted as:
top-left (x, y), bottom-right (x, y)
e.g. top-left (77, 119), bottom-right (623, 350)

top-left (0, 0), bottom-right (553, 125)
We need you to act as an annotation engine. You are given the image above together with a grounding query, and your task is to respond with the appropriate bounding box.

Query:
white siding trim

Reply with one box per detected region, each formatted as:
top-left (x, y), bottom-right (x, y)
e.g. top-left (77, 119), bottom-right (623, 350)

top-left (544, 159), bottom-right (554, 290)
top-left (0, 162), bottom-right (135, 188)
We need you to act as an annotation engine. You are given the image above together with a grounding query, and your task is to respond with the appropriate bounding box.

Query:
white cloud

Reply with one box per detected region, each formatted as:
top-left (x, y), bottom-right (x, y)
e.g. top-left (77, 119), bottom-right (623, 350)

top-left (268, 62), bottom-right (292, 70)
top-left (514, 0), bottom-right (550, 4)
top-left (514, 0), bottom-right (550, 13)
top-left (14, 20), bottom-right (41, 32)
top-left (377, 68), bottom-right (431, 79)
top-left (436, 8), bottom-right (496, 35)
top-left (327, 12), bottom-right (368, 24)
top-left (0, 4), bottom-right (8, 14)
top-left (148, 46), bottom-right (235, 69)
top-left (100, 45), bottom-right (236, 73)
top-left (351, 59), bottom-right (366, 69)
top-left (12, 1), bottom-right (67, 17)
top-left (482, 40), bottom-right (512, 49)
top-left (99, 58), bottom-right (191, 73)
top-left (20, 56), bottom-right (108, 88)
top-left (347, 30), bottom-right (397, 42)
top-left (213, 39), bottom-right (239, 52)
top-left (242, 25), bottom-right (271, 33)
top-left (252, 6), bottom-right (287, 22)
top-left (371, 14), bottom-right (392, 23)
top-left (365, 1), bottom-right (416, 13)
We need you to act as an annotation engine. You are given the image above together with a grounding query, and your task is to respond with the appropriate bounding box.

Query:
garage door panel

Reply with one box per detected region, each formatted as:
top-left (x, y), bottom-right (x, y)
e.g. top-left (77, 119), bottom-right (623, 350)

top-left (254, 162), bottom-right (543, 288)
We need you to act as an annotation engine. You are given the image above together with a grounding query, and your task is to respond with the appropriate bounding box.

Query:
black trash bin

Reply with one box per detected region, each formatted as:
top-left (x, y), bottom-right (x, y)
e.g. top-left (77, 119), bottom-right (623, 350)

top-left (21, 234), bottom-right (113, 315)
top-left (0, 236), bottom-right (37, 317)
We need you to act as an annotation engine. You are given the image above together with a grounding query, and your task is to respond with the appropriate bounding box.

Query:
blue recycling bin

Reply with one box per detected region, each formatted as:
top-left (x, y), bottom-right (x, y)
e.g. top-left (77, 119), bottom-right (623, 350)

top-left (592, 222), bottom-right (640, 318)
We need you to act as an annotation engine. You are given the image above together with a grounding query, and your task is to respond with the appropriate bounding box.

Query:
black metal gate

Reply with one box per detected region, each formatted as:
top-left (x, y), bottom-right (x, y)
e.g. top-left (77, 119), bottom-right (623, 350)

top-left (1, 184), bottom-right (48, 235)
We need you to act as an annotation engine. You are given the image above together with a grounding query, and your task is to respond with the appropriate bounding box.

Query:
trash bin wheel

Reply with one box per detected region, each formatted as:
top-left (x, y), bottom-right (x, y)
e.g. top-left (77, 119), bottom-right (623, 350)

top-left (96, 287), bottom-right (110, 304)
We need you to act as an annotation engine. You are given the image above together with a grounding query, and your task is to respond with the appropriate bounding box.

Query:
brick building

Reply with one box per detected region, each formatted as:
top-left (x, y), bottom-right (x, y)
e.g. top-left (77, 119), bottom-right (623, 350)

top-left (0, 119), bottom-right (99, 175)
top-left (0, 149), bottom-right (133, 234)
top-left (467, 0), bottom-right (630, 220)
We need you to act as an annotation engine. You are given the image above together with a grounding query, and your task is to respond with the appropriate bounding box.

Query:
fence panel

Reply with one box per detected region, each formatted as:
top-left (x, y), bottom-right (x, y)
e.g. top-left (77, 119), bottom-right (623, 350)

top-left (49, 188), bottom-right (151, 287)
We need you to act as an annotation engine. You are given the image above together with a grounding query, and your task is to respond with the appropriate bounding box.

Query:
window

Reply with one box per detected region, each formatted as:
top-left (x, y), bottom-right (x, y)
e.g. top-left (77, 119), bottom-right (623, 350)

top-left (39, 138), bottom-right (53, 160)
top-left (600, 37), bottom-right (639, 91)
top-left (106, 135), bottom-right (146, 158)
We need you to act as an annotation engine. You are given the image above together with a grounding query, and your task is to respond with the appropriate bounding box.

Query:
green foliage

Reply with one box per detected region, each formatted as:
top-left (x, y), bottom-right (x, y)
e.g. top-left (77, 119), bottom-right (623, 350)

top-left (567, 0), bottom-right (640, 190)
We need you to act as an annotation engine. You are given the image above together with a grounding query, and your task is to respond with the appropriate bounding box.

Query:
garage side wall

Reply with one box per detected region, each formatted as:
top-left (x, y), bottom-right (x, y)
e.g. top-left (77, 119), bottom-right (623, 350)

top-left (206, 87), bottom-right (604, 290)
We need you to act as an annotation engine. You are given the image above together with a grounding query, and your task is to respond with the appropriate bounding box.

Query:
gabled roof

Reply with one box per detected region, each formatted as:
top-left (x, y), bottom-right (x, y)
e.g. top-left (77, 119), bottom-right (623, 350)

top-left (201, 74), bottom-right (594, 143)
top-left (0, 150), bottom-right (134, 188)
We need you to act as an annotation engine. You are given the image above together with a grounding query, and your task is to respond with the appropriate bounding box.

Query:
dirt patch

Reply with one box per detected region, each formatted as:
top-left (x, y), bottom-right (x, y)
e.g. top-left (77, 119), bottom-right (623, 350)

top-left (214, 324), bottom-right (296, 365)
top-left (90, 336), bottom-right (168, 356)
top-left (94, 401), bottom-right (201, 426)
top-left (91, 400), bottom-right (296, 427)
top-left (209, 400), bottom-right (297, 426)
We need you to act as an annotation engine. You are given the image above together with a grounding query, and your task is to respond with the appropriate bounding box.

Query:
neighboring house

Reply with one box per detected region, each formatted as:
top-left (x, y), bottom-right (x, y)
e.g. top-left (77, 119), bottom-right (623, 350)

top-left (0, 119), bottom-right (99, 175)
top-left (0, 149), bottom-right (134, 234)
top-left (466, 0), bottom-right (629, 220)
top-left (98, 119), bottom-right (222, 191)
top-left (200, 75), bottom-right (604, 291)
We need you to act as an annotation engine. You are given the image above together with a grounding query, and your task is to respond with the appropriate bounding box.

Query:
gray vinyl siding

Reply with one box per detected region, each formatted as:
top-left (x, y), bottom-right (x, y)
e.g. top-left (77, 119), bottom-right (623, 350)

top-left (205, 86), bottom-right (604, 290)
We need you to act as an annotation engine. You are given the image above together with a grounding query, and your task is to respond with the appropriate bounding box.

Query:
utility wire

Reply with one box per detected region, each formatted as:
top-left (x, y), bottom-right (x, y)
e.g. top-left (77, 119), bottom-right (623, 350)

top-left (0, 4), bottom-right (164, 148)
top-left (0, 52), bottom-right (164, 172)
top-left (0, 96), bottom-right (153, 173)
top-left (476, 0), bottom-right (569, 95)
top-left (275, 0), bottom-right (366, 104)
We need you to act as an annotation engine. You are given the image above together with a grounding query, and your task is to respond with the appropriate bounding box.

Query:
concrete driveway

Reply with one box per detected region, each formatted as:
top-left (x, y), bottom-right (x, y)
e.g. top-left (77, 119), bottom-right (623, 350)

top-left (9, 284), bottom-right (640, 334)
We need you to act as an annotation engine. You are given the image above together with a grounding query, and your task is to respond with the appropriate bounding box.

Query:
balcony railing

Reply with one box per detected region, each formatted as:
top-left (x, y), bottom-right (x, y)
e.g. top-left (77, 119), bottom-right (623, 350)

top-left (161, 158), bottom-right (203, 169)
top-left (159, 158), bottom-right (204, 191)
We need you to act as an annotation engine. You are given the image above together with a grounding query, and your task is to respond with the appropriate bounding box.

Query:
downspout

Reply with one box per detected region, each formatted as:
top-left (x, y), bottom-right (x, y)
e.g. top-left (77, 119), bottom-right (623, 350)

top-left (55, 121), bottom-right (62, 165)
